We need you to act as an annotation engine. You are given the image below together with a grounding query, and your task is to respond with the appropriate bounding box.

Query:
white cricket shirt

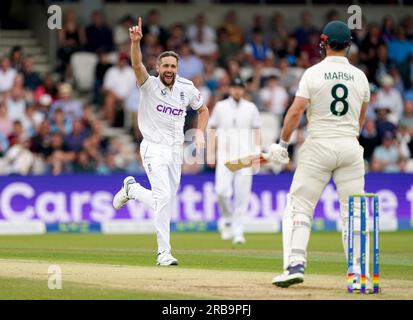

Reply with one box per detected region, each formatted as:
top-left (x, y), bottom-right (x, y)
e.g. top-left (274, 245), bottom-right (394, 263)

top-left (209, 97), bottom-right (261, 162)
top-left (296, 56), bottom-right (370, 138)
top-left (138, 75), bottom-right (204, 146)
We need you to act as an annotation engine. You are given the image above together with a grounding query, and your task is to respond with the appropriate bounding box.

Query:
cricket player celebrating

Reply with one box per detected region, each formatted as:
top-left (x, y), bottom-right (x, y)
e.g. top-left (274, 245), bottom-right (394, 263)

top-left (208, 77), bottom-right (261, 244)
top-left (113, 18), bottom-right (209, 266)
top-left (268, 21), bottom-right (370, 287)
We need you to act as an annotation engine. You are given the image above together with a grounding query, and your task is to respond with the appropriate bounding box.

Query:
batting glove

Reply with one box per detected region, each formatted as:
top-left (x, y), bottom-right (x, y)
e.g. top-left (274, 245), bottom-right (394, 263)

top-left (267, 142), bottom-right (289, 165)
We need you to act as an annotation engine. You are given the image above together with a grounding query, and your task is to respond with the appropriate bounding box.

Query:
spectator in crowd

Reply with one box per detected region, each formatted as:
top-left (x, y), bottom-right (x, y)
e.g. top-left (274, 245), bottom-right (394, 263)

top-left (259, 75), bottom-right (289, 122)
top-left (21, 56), bottom-right (42, 91)
top-left (397, 50), bottom-right (413, 90)
top-left (377, 74), bottom-right (404, 124)
top-left (73, 150), bottom-right (95, 173)
top-left (278, 57), bottom-right (303, 95)
top-left (402, 14), bottom-right (413, 40)
top-left (8, 120), bottom-right (25, 147)
top-left (360, 23), bottom-right (385, 67)
top-left (102, 52), bottom-right (135, 126)
top-left (359, 118), bottom-right (381, 162)
top-left (9, 46), bottom-right (24, 71)
top-left (371, 131), bottom-right (400, 172)
top-left (381, 15), bottom-right (396, 43)
top-left (245, 64), bottom-right (264, 111)
top-left (294, 11), bottom-right (319, 49)
top-left (0, 131), bottom-right (9, 157)
top-left (64, 119), bottom-right (87, 152)
top-left (141, 32), bottom-right (164, 63)
top-left (192, 75), bottom-right (212, 108)
top-left (21, 103), bottom-right (44, 137)
top-left (80, 104), bottom-right (96, 135)
top-left (387, 27), bottom-right (413, 66)
top-left (190, 25), bottom-right (219, 60)
top-left (203, 59), bottom-right (224, 93)
top-left (0, 56), bottom-right (17, 94)
top-left (57, 9), bottom-right (86, 78)
top-left (325, 9), bottom-right (340, 24)
top-left (166, 23), bottom-right (186, 52)
top-left (187, 14), bottom-right (216, 45)
top-left (142, 9), bottom-right (168, 49)
top-left (50, 83), bottom-right (83, 121)
top-left (216, 27), bottom-right (241, 67)
top-left (221, 10), bottom-right (244, 48)
top-left (368, 44), bottom-right (392, 84)
top-left (85, 10), bottom-right (114, 53)
top-left (300, 31), bottom-right (321, 66)
top-left (243, 27), bottom-right (274, 67)
top-left (178, 42), bottom-right (204, 80)
top-left (114, 14), bottom-right (135, 52)
top-left (45, 132), bottom-right (75, 175)
top-left (30, 120), bottom-right (52, 156)
top-left (366, 83), bottom-right (380, 119)
top-left (93, 49), bottom-right (112, 105)
top-left (268, 12), bottom-right (289, 54)
top-left (389, 65), bottom-right (405, 94)
top-left (226, 58), bottom-right (241, 79)
top-left (0, 100), bottom-right (12, 137)
top-left (50, 108), bottom-right (72, 135)
top-left (36, 94), bottom-right (53, 119)
top-left (375, 105), bottom-right (397, 139)
top-left (6, 86), bottom-right (26, 122)
top-left (1, 134), bottom-right (34, 175)
top-left (399, 100), bottom-right (413, 134)
top-left (247, 14), bottom-right (267, 41)
top-left (397, 124), bottom-right (412, 159)
top-left (34, 73), bottom-right (58, 102)
top-left (278, 36), bottom-right (300, 66)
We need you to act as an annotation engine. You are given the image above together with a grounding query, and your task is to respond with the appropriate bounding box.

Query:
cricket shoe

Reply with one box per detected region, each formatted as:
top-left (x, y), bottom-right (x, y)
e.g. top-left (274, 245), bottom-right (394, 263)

top-left (113, 176), bottom-right (136, 210)
top-left (272, 264), bottom-right (305, 288)
top-left (232, 235), bottom-right (246, 245)
top-left (156, 251), bottom-right (178, 266)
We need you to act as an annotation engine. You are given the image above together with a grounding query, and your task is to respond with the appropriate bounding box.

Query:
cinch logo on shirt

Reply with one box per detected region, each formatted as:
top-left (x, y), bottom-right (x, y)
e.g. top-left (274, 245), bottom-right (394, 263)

top-left (156, 104), bottom-right (184, 116)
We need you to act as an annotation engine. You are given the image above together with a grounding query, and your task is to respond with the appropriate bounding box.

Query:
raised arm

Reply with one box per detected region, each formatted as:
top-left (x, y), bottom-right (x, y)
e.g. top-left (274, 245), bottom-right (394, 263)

top-left (130, 17), bottom-right (149, 85)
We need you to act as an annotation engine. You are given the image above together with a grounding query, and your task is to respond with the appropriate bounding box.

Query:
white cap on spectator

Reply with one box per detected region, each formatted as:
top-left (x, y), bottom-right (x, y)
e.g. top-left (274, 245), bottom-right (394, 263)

top-left (39, 94), bottom-right (52, 106)
top-left (380, 74), bottom-right (394, 87)
top-left (59, 83), bottom-right (73, 97)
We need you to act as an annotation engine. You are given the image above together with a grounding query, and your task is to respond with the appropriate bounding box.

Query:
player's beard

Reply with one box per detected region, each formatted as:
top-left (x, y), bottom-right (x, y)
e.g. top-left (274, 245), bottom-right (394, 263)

top-left (160, 72), bottom-right (176, 88)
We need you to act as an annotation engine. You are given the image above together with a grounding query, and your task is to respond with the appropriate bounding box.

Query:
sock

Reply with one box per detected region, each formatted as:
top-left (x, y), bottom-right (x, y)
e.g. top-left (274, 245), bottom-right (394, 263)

top-left (128, 182), bottom-right (154, 210)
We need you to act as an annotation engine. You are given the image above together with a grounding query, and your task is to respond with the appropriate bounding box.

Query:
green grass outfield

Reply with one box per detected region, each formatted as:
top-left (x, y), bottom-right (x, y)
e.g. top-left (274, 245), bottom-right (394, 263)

top-left (0, 231), bottom-right (412, 299)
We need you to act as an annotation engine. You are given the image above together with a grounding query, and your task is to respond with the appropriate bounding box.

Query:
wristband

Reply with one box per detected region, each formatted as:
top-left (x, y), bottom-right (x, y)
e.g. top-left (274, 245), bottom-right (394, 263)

top-left (279, 139), bottom-right (289, 149)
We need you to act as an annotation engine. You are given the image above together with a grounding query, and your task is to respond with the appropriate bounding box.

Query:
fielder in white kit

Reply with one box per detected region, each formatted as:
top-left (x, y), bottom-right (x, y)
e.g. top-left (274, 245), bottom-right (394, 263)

top-left (208, 77), bottom-right (261, 244)
top-left (113, 18), bottom-right (209, 266)
top-left (267, 21), bottom-right (370, 287)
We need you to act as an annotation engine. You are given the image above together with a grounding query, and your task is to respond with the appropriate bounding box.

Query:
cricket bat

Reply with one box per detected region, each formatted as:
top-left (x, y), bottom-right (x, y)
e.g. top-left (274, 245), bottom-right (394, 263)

top-left (225, 153), bottom-right (269, 172)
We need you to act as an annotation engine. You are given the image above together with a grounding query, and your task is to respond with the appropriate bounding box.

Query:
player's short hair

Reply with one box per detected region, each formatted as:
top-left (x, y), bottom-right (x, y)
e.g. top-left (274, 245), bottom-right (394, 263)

top-left (157, 51), bottom-right (179, 65)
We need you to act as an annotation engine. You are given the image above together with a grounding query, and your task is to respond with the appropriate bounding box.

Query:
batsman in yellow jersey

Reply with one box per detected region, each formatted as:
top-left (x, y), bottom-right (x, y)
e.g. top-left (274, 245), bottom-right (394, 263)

top-left (267, 21), bottom-right (371, 288)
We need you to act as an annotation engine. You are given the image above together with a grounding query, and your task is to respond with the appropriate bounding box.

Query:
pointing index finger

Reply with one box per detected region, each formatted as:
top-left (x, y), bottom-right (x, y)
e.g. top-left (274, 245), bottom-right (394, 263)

top-left (138, 17), bottom-right (142, 28)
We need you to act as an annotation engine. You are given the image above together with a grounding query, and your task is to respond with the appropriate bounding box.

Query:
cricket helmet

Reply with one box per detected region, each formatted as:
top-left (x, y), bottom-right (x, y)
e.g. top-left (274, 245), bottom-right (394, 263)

top-left (320, 20), bottom-right (352, 50)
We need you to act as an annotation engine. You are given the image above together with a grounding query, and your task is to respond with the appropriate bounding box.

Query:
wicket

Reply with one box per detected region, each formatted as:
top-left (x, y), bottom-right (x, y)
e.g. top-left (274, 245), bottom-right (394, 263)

top-left (347, 193), bottom-right (380, 294)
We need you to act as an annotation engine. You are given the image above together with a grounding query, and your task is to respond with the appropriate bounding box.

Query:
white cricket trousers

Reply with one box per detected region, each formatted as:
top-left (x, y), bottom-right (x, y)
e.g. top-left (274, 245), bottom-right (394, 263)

top-left (215, 160), bottom-right (253, 238)
top-left (129, 139), bottom-right (182, 254)
top-left (282, 137), bottom-right (367, 274)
